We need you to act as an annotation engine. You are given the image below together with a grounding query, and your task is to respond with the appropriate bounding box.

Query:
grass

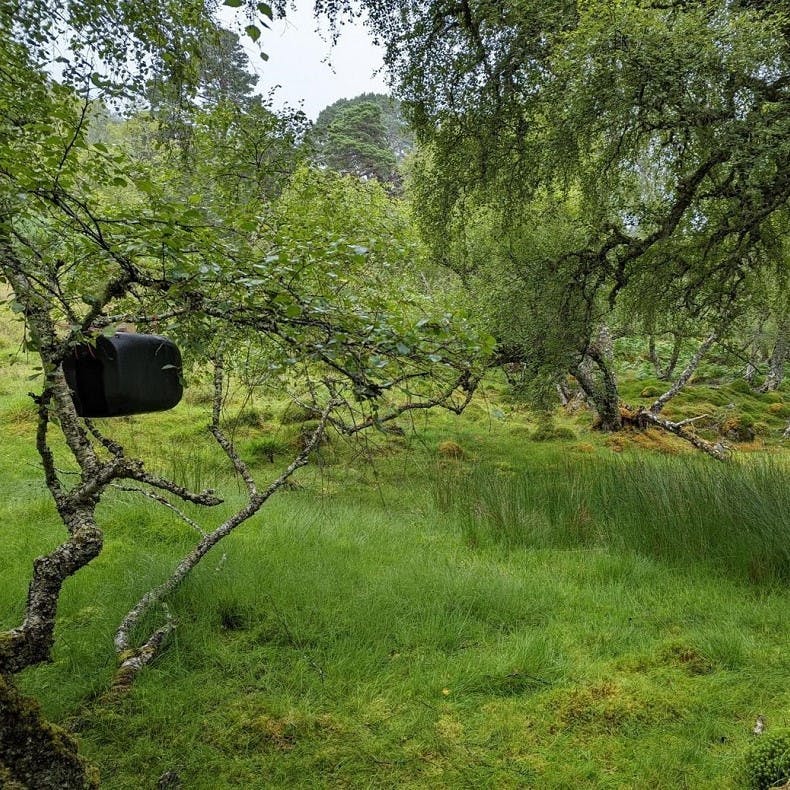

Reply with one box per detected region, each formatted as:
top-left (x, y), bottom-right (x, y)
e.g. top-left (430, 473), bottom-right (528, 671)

top-left (1, 311), bottom-right (789, 787)
top-left (434, 455), bottom-right (790, 583)
top-left (16, 495), bottom-right (787, 788)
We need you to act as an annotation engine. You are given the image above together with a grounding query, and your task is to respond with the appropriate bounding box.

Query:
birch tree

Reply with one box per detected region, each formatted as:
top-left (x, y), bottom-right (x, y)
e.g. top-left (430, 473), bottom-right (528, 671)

top-left (322, 0), bottom-right (790, 433)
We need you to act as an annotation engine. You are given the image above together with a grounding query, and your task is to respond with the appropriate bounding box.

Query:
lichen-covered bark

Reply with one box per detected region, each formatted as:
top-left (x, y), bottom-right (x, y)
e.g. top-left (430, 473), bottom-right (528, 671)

top-left (650, 331), bottom-right (718, 414)
top-left (573, 328), bottom-right (622, 432)
top-left (0, 516), bottom-right (103, 674)
top-left (0, 674), bottom-right (99, 788)
top-left (760, 316), bottom-right (787, 393)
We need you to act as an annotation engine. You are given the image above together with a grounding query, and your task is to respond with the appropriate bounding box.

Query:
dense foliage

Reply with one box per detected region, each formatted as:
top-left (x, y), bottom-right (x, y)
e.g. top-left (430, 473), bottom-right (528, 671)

top-left (0, 0), bottom-right (788, 785)
top-left (0, 3), bottom-right (485, 784)
top-left (318, 0), bottom-right (789, 419)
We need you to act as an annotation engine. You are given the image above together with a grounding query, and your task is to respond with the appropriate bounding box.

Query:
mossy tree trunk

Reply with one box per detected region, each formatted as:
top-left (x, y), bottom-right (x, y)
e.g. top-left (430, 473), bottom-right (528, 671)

top-left (759, 315), bottom-right (787, 393)
top-left (572, 327), bottom-right (623, 432)
top-left (0, 674), bottom-right (99, 789)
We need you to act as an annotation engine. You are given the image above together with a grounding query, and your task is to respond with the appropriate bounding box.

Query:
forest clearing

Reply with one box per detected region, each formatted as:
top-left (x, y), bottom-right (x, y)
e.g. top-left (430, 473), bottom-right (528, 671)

top-left (1, 0), bottom-right (789, 787)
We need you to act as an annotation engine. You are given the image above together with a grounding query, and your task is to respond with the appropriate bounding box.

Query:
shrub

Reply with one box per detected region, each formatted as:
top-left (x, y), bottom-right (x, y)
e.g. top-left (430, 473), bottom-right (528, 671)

top-left (741, 729), bottom-right (790, 789)
top-left (640, 386), bottom-right (661, 398)
top-left (752, 421), bottom-right (770, 437)
top-left (767, 402), bottom-right (788, 417)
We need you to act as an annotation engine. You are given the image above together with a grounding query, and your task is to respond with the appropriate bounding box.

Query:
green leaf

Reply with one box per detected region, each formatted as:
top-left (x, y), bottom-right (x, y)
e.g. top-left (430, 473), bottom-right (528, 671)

top-left (223, 0), bottom-right (243, 6)
top-left (260, 51), bottom-right (269, 61)
top-left (245, 24), bottom-right (261, 43)
top-left (257, 2), bottom-right (273, 19)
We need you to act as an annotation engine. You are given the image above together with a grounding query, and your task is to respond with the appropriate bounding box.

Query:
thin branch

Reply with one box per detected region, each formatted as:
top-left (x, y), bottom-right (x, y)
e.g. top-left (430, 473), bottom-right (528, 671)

top-left (112, 396), bottom-right (340, 685)
top-left (120, 467), bottom-right (223, 507)
top-left (111, 485), bottom-right (207, 536)
top-left (54, 95), bottom-right (90, 188)
top-left (332, 372), bottom-right (479, 436)
top-left (650, 331), bottom-right (718, 414)
top-left (674, 414), bottom-right (710, 427)
top-left (84, 419), bottom-right (125, 458)
top-left (89, 308), bottom-right (189, 329)
top-left (209, 354), bottom-right (258, 497)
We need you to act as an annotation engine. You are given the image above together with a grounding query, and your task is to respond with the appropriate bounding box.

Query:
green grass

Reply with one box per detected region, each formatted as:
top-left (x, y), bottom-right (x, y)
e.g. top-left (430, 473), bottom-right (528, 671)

top-left (1, 312), bottom-right (789, 788)
top-left (435, 455), bottom-right (790, 583)
top-left (13, 493), bottom-right (786, 788)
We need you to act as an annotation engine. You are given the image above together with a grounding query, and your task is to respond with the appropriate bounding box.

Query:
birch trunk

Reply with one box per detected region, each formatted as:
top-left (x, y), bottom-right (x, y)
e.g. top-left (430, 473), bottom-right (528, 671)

top-left (574, 326), bottom-right (622, 432)
top-left (759, 316), bottom-right (788, 392)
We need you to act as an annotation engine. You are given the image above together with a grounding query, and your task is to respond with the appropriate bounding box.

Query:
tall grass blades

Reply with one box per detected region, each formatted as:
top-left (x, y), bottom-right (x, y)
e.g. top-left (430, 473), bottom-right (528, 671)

top-left (436, 457), bottom-right (790, 583)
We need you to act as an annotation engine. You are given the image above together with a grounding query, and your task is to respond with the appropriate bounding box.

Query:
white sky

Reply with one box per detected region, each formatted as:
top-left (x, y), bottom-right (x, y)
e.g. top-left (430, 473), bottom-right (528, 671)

top-left (227, 3), bottom-right (390, 119)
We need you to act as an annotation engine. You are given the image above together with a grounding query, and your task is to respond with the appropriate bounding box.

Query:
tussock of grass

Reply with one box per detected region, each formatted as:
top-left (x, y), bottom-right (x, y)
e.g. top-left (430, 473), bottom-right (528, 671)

top-left (436, 456), bottom-right (790, 583)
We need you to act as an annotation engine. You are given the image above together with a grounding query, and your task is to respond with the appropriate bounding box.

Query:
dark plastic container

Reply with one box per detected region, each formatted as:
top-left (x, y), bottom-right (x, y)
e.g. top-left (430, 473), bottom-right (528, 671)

top-left (62, 333), bottom-right (183, 417)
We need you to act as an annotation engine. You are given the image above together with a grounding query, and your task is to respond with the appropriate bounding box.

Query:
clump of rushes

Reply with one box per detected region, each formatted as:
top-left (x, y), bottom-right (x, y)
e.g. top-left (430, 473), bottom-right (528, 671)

top-left (741, 728), bottom-right (790, 789)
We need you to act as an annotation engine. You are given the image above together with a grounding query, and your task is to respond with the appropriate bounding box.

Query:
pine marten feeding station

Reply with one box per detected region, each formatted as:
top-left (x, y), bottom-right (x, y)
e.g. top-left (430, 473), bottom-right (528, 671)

top-left (63, 333), bottom-right (183, 418)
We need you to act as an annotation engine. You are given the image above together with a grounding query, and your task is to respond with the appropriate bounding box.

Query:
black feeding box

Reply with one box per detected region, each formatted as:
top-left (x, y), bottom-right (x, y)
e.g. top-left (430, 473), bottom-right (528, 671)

top-left (63, 333), bottom-right (183, 418)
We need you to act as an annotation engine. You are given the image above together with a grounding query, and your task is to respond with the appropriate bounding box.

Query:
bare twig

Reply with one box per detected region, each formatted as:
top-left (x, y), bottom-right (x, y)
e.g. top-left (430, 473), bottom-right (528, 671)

top-left (111, 385), bottom-right (340, 688)
top-left (331, 372), bottom-right (479, 436)
top-left (111, 485), bottom-right (207, 536)
top-left (120, 467), bottom-right (222, 506)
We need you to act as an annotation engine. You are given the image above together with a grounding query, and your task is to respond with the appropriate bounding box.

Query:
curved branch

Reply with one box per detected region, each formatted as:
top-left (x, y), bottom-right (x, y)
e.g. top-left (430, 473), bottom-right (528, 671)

top-left (111, 397), bottom-right (339, 686)
top-left (650, 331), bottom-right (718, 414)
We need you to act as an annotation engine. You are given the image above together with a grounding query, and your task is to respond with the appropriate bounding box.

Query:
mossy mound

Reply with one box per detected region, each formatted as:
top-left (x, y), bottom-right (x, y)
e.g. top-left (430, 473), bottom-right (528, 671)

top-left (640, 386), bottom-right (661, 398)
top-left (728, 378), bottom-right (754, 395)
top-left (437, 440), bottom-right (467, 459)
top-left (532, 423), bottom-right (576, 441)
top-left (741, 728), bottom-right (790, 789)
top-left (719, 415), bottom-right (756, 442)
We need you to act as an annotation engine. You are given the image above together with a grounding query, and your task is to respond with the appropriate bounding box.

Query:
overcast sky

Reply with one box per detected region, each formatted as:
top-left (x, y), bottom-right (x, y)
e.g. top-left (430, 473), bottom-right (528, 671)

top-left (228, 3), bottom-right (390, 120)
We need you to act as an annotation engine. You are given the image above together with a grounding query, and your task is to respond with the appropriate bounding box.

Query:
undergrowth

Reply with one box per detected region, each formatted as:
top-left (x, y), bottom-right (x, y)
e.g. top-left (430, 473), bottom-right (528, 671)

top-left (1, 309), bottom-right (789, 788)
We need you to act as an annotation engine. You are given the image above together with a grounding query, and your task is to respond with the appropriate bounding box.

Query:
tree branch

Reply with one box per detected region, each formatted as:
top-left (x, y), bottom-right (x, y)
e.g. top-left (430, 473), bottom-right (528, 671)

top-left (650, 331), bottom-right (718, 414)
top-left (111, 394), bottom-right (339, 688)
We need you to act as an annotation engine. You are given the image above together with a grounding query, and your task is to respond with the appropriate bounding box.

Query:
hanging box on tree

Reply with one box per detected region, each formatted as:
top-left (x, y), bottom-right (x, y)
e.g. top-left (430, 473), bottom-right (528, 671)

top-left (63, 333), bottom-right (183, 418)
